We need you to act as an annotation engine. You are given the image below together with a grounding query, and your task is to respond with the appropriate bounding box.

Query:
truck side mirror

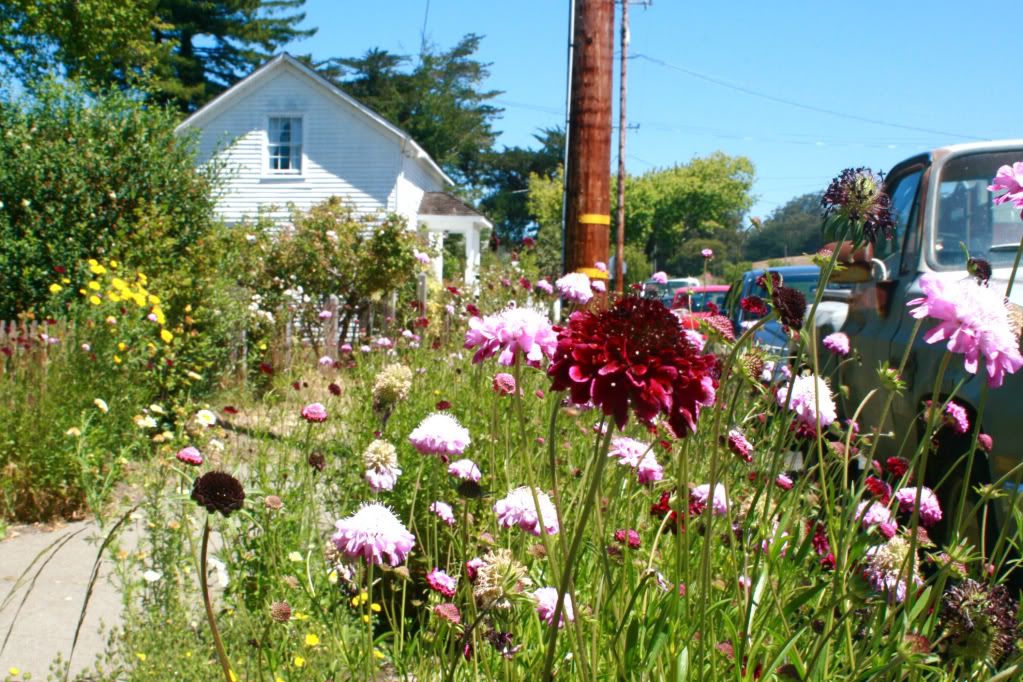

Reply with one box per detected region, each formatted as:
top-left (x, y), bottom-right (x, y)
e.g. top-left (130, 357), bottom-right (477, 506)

top-left (824, 241), bottom-right (875, 284)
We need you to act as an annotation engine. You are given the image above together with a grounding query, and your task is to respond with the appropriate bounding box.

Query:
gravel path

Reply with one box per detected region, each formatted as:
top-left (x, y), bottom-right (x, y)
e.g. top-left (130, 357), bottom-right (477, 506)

top-left (0, 520), bottom-right (135, 679)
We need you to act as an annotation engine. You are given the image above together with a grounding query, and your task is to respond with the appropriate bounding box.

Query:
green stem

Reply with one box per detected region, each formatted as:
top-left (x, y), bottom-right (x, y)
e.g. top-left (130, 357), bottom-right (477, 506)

top-left (200, 518), bottom-right (233, 682)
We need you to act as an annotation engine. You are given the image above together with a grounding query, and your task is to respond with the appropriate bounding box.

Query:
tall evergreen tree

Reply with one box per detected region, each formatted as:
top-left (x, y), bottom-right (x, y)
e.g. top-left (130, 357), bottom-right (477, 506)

top-left (316, 34), bottom-right (502, 187)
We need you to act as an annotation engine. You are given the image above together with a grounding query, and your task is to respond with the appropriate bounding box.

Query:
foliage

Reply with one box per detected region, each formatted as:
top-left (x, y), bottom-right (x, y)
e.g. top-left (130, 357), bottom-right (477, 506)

top-left (0, 79), bottom-right (218, 318)
top-left (480, 127), bottom-right (565, 243)
top-left (623, 152), bottom-right (755, 268)
top-left (743, 191), bottom-right (825, 262)
top-left (0, 0), bottom-right (314, 112)
top-left (315, 35), bottom-right (502, 187)
top-left (527, 166), bottom-right (564, 278)
top-left (243, 197), bottom-right (425, 346)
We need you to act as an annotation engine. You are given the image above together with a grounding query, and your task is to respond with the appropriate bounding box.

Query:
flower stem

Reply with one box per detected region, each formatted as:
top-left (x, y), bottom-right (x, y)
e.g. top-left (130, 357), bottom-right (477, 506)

top-left (541, 426), bottom-right (613, 680)
top-left (199, 518), bottom-right (233, 682)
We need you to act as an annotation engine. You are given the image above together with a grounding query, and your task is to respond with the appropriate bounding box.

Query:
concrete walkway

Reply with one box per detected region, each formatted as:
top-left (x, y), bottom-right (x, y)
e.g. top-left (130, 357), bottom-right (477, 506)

top-left (0, 520), bottom-right (132, 679)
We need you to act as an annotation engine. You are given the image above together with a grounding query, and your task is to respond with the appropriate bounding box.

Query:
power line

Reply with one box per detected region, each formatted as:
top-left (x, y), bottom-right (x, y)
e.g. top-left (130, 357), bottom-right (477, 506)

top-left (633, 53), bottom-right (987, 142)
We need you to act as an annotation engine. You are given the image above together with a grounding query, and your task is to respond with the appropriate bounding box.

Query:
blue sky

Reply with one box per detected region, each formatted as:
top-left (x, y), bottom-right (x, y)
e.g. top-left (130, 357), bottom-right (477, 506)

top-left (292, 0), bottom-right (1018, 220)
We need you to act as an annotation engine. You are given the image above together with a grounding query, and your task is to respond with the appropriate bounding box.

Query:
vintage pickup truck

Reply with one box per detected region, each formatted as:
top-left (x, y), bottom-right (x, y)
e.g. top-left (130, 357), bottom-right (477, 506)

top-left (819, 140), bottom-right (1023, 538)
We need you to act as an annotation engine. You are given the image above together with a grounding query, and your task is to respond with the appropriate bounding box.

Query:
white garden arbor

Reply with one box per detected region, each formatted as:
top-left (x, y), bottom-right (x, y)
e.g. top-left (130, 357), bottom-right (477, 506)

top-left (417, 192), bottom-right (491, 286)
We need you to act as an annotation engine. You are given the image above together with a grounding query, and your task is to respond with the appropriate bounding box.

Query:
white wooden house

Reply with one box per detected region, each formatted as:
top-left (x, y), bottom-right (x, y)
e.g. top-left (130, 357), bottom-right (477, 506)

top-left (175, 53), bottom-right (489, 284)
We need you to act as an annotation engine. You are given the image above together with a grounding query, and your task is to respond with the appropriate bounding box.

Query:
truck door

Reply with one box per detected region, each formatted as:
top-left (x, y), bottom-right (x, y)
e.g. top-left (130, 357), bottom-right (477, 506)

top-left (837, 166), bottom-right (925, 439)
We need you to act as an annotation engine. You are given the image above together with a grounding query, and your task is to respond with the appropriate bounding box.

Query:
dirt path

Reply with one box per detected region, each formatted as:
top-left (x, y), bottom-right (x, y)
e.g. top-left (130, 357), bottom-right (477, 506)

top-left (0, 520), bottom-right (135, 679)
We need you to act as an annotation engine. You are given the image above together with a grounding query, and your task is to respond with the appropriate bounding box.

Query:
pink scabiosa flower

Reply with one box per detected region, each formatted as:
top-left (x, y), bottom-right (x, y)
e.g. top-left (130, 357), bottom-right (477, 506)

top-left (535, 279), bottom-right (554, 295)
top-left (635, 451), bottom-right (663, 484)
top-left (331, 503), bottom-right (415, 566)
top-left (464, 306), bottom-right (558, 368)
top-left (894, 487), bottom-right (943, 527)
top-left (555, 272), bottom-right (593, 304)
top-left (944, 401), bottom-right (970, 434)
top-left (856, 500), bottom-right (897, 534)
top-left (907, 273), bottom-right (1023, 388)
top-left (318, 355), bottom-right (334, 367)
top-left (988, 162), bottom-right (1023, 212)
top-left (340, 343), bottom-right (353, 353)
top-left (465, 556), bottom-right (485, 581)
top-left (492, 372), bottom-right (517, 395)
top-left (409, 413), bottom-right (471, 457)
top-left (430, 501), bottom-right (456, 526)
top-left (494, 486), bottom-right (559, 536)
top-left (301, 402), bottom-right (328, 423)
top-left (683, 329), bottom-right (706, 352)
top-left (701, 248), bottom-right (714, 259)
top-left (363, 440), bottom-right (401, 493)
top-left (651, 271), bottom-right (668, 285)
top-left (448, 459), bottom-right (482, 483)
top-left (176, 446), bottom-right (203, 466)
top-left (862, 535), bottom-right (921, 603)
top-left (548, 297), bottom-right (718, 437)
top-left (414, 249), bottom-right (431, 265)
top-left (591, 279), bottom-right (607, 293)
top-left (727, 428), bottom-right (753, 462)
top-left (426, 568), bottom-right (458, 598)
top-left (608, 436), bottom-right (649, 467)
top-left (776, 373), bottom-right (837, 430)
top-left (823, 332), bottom-right (850, 357)
top-left (318, 309), bottom-right (333, 320)
top-left (533, 587), bottom-right (573, 628)
top-left (595, 261), bottom-right (607, 272)
top-left (775, 473), bottom-right (794, 491)
top-left (691, 483), bottom-right (729, 516)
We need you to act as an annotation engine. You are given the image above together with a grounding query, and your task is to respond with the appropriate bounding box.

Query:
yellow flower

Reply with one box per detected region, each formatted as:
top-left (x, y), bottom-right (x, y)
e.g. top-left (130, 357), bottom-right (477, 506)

top-left (66, 427), bottom-right (81, 437)
top-left (49, 283), bottom-right (62, 293)
top-left (9, 667), bottom-right (21, 676)
top-left (185, 304), bottom-right (192, 312)
top-left (117, 342), bottom-right (127, 351)
top-left (362, 614), bottom-right (370, 624)
top-left (113, 355), bottom-right (122, 365)
top-left (135, 652), bottom-right (146, 661)
top-left (328, 570), bottom-right (338, 585)
top-left (160, 329), bottom-right (173, 344)
top-left (78, 288), bottom-right (87, 295)
top-left (292, 610), bottom-right (310, 621)
top-left (187, 370), bottom-right (203, 381)
top-left (87, 280), bottom-right (101, 291)
top-left (60, 277), bottom-right (70, 284)
top-left (373, 649), bottom-right (385, 660)
top-left (89, 262), bottom-right (106, 275)
top-left (360, 591), bottom-right (369, 604)
top-left (148, 294), bottom-right (161, 305)
top-left (111, 277), bottom-right (128, 291)
top-left (87, 258), bottom-right (98, 267)
top-left (258, 342), bottom-right (267, 350)
top-left (88, 295), bottom-right (101, 306)
top-left (107, 292), bottom-right (122, 302)
top-left (371, 602), bottom-right (381, 613)
top-left (288, 551), bottom-right (304, 562)
top-left (94, 398), bottom-right (109, 413)
top-left (137, 272), bottom-right (148, 284)
top-left (110, 260), bottom-right (119, 268)
top-left (293, 655), bottom-right (306, 668)
top-left (229, 671), bottom-right (238, 682)
top-left (304, 633), bottom-right (320, 647)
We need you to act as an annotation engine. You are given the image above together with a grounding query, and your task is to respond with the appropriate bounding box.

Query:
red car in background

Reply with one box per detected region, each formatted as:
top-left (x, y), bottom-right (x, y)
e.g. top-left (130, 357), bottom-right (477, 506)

top-left (670, 285), bottom-right (730, 318)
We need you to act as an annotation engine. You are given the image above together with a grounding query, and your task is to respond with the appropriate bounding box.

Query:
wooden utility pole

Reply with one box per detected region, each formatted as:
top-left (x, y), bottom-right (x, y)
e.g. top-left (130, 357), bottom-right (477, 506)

top-left (563, 0), bottom-right (614, 279)
top-left (613, 0), bottom-right (629, 294)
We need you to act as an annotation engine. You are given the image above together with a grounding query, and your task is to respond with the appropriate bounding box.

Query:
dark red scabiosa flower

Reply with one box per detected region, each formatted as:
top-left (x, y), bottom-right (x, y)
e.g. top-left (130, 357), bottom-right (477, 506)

top-left (54, 265), bottom-right (67, 274)
top-left (548, 296), bottom-right (718, 437)
top-left (940, 579), bottom-right (1019, 666)
top-left (629, 283), bottom-right (643, 292)
top-left (258, 362), bottom-right (274, 376)
top-left (756, 272), bottom-right (782, 291)
top-left (650, 491), bottom-right (682, 533)
top-left (435, 400), bottom-right (451, 410)
top-left (466, 303), bottom-right (481, 318)
top-left (522, 236), bottom-right (536, 248)
top-left (967, 257), bottom-right (992, 286)
top-left (447, 286), bottom-right (462, 297)
top-left (865, 476), bottom-right (892, 504)
top-left (772, 286), bottom-right (806, 331)
top-left (191, 471), bottom-right (245, 517)
top-left (307, 451), bottom-right (326, 472)
top-left (821, 167), bottom-right (895, 244)
top-left (886, 457), bottom-right (910, 478)
top-left (223, 405), bottom-right (239, 415)
top-left (740, 296), bottom-right (768, 316)
top-left (807, 521), bottom-right (834, 570)
top-left (519, 276), bottom-right (531, 291)
top-left (328, 382), bottom-right (342, 396)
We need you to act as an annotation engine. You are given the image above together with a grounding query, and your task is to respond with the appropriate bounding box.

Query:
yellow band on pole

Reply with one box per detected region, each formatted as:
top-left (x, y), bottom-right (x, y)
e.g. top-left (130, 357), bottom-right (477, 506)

top-left (577, 267), bottom-right (609, 279)
top-left (578, 213), bottom-right (611, 225)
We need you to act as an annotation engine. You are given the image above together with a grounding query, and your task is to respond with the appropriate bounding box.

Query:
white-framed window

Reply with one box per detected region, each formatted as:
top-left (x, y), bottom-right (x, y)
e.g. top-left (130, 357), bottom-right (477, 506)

top-left (267, 116), bottom-right (303, 173)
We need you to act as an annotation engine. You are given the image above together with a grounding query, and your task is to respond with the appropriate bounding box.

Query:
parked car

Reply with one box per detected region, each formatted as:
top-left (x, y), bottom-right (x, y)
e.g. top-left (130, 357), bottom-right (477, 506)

top-left (730, 265), bottom-right (821, 353)
top-left (642, 276), bottom-right (700, 309)
top-left (670, 285), bottom-right (730, 317)
top-left (820, 140), bottom-right (1023, 539)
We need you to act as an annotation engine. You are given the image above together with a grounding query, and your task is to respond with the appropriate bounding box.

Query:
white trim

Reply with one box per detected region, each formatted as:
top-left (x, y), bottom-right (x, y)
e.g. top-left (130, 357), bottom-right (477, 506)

top-left (175, 53), bottom-right (453, 188)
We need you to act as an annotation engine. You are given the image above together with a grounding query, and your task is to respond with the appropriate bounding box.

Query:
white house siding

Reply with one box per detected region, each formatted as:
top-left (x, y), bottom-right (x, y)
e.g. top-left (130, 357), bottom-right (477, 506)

top-left (189, 64), bottom-right (403, 224)
top-left (394, 154), bottom-right (445, 228)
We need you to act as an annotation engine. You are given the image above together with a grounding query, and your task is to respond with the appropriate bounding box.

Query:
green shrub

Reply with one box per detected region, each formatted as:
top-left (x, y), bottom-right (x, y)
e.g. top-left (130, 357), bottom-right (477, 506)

top-left (0, 79), bottom-right (218, 317)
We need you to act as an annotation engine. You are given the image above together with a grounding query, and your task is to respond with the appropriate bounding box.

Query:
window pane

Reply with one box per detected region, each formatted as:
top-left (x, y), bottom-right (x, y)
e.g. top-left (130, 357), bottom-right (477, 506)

top-left (268, 117), bottom-right (302, 172)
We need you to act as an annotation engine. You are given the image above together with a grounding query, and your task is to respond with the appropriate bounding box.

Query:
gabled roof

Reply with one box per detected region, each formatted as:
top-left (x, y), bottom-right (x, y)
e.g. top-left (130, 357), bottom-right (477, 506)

top-left (175, 53), bottom-right (453, 187)
top-left (419, 192), bottom-right (486, 218)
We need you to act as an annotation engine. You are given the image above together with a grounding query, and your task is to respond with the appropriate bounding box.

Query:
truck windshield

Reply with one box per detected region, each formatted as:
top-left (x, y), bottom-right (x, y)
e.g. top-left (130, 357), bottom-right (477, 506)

top-left (935, 151), bottom-right (1023, 269)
